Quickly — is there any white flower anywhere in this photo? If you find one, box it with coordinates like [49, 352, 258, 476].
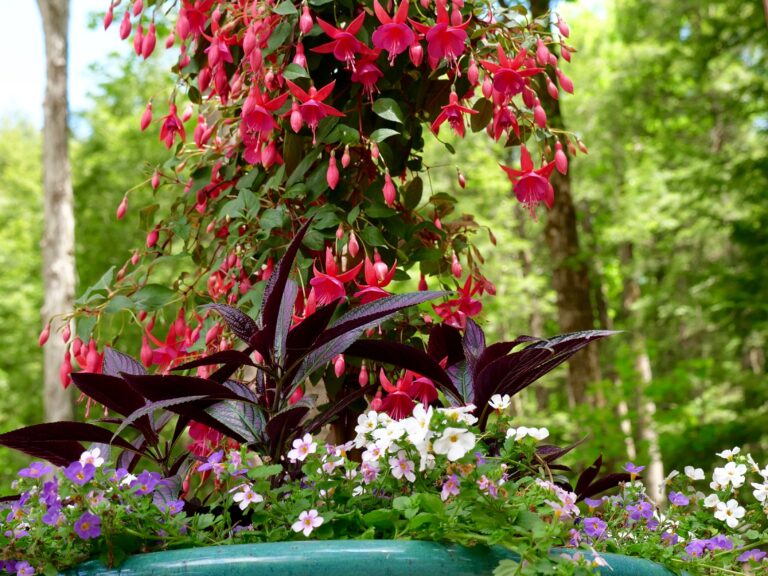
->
[716, 447, 740, 460]
[119, 473, 138, 487]
[389, 450, 416, 482]
[232, 485, 264, 511]
[664, 470, 680, 484]
[528, 427, 550, 441]
[752, 482, 768, 503]
[372, 420, 405, 451]
[433, 427, 476, 461]
[80, 448, 105, 468]
[362, 443, 385, 462]
[488, 394, 511, 411]
[703, 493, 720, 508]
[714, 499, 745, 528]
[352, 486, 364, 497]
[287, 433, 317, 463]
[355, 411, 379, 436]
[438, 405, 478, 425]
[291, 509, 324, 537]
[713, 462, 747, 488]
[684, 466, 704, 481]
[401, 404, 433, 444]
[747, 453, 761, 473]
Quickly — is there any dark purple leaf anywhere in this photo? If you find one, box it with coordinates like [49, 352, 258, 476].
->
[538, 438, 587, 464]
[283, 302, 339, 372]
[102, 347, 147, 377]
[153, 474, 183, 509]
[274, 278, 299, 364]
[577, 473, 633, 501]
[173, 350, 256, 372]
[302, 383, 376, 436]
[575, 455, 603, 496]
[206, 304, 259, 344]
[427, 324, 464, 366]
[205, 401, 266, 445]
[257, 218, 314, 357]
[446, 361, 473, 405]
[222, 379, 258, 403]
[462, 319, 486, 378]
[121, 374, 249, 404]
[474, 336, 541, 377]
[112, 396, 209, 440]
[344, 340, 460, 404]
[266, 404, 311, 458]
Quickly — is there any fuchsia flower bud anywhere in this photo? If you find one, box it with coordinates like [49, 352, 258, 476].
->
[151, 170, 161, 189]
[198, 67, 212, 93]
[60, 349, 73, 389]
[561, 45, 571, 63]
[371, 142, 380, 159]
[522, 86, 536, 109]
[62, 323, 71, 343]
[290, 102, 303, 133]
[358, 363, 369, 387]
[117, 196, 128, 220]
[418, 274, 428, 291]
[38, 325, 50, 347]
[457, 170, 466, 188]
[119, 10, 131, 40]
[467, 58, 479, 86]
[293, 42, 307, 68]
[336, 224, 344, 240]
[420, 0, 430, 8]
[181, 103, 193, 122]
[85, 339, 100, 373]
[72, 336, 83, 357]
[451, 252, 462, 278]
[140, 102, 152, 131]
[348, 232, 360, 258]
[132, 0, 144, 17]
[131, 251, 140, 266]
[383, 171, 396, 206]
[140, 335, 153, 367]
[557, 69, 574, 94]
[300, 4, 313, 34]
[546, 76, 559, 100]
[146, 227, 159, 248]
[133, 24, 144, 57]
[289, 386, 304, 405]
[142, 22, 156, 59]
[578, 139, 589, 154]
[165, 32, 175, 49]
[450, 6, 462, 26]
[557, 16, 570, 38]
[536, 38, 549, 67]
[409, 42, 423, 67]
[341, 145, 351, 168]
[555, 141, 568, 174]
[104, 6, 114, 30]
[482, 75, 493, 99]
[534, 99, 547, 128]
[334, 354, 346, 378]
[327, 153, 339, 189]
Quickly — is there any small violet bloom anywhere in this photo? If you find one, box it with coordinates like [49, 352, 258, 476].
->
[668, 491, 690, 506]
[63, 462, 96, 486]
[582, 517, 607, 540]
[74, 511, 101, 540]
[131, 471, 162, 495]
[14, 561, 35, 576]
[737, 549, 767, 563]
[18, 462, 52, 479]
[623, 462, 645, 477]
[156, 499, 185, 515]
[198, 450, 226, 478]
[440, 474, 461, 502]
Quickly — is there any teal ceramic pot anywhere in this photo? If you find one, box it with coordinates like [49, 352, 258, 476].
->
[65, 540, 677, 575]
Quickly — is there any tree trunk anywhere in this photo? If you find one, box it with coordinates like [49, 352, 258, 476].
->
[530, 0, 602, 406]
[38, 0, 75, 422]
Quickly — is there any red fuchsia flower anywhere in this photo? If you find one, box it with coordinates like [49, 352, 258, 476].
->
[431, 91, 477, 138]
[480, 45, 543, 102]
[354, 253, 397, 303]
[490, 104, 519, 141]
[285, 80, 345, 144]
[241, 88, 289, 136]
[159, 104, 186, 149]
[407, 374, 438, 405]
[432, 276, 482, 329]
[410, 1, 469, 69]
[500, 145, 556, 215]
[177, 0, 214, 40]
[372, 0, 415, 65]
[309, 247, 364, 305]
[352, 48, 384, 100]
[312, 11, 366, 70]
[378, 370, 414, 420]
[194, 115, 215, 148]
[140, 102, 152, 131]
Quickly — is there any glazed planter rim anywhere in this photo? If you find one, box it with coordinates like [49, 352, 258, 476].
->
[64, 539, 679, 575]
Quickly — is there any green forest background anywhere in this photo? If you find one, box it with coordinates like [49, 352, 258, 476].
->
[0, 0, 766, 484]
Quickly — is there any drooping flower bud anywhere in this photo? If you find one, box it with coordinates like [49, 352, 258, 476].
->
[300, 4, 313, 34]
[119, 10, 131, 40]
[104, 6, 114, 30]
[371, 142, 380, 160]
[534, 99, 547, 128]
[482, 75, 493, 99]
[289, 386, 304, 405]
[409, 42, 423, 67]
[146, 227, 159, 248]
[141, 22, 156, 59]
[561, 45, 571, 63]
[450, 6, 462, 26]
[467, 58, 479, 86]
[140, 335, 153, 367]
[341, 145, 351, 168]
[418, 274, 428, 291]
[62, 322, 71, 343]
[85, 340, 100, 373]
[451, 252, 462, 278]
[358, 363, 369, 387]
[522, 86, 536, 109]
[578, 139, 589, 154]
[348, 232, 360, 258]
[556, 69, 574, 94]
[140, 102, 152, 131]
[132, 0, 144, 17]
[290, 102, 303, 133]
[133, 24, 144, 57]
[373, 250, 388, 281]
[536, 38, 549, 67]
[383, 171, 396, 206]
[457, 169, 466, 188]
[72, 337, 83, 358]
[181, 103, 193, 122]
[336, 224, 344, 240]
[557, 16, 570, 38]
[334, 354, 346, 378]
[546, 76, 559, 100]
[554, 141, 568, 174]
[38, 324, 50, 347]
[131, 250, 140, 266]
[198, 67, 212, 93]
[165, 32, 175, 49]
[434, 216, 442, 230]
[59, 348, 73, 388]
[151, 170, 161, 190]
[293, 42, 307, 68]
[117, 196, 128, 220]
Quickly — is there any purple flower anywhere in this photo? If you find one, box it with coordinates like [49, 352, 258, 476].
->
[42, 504, 62, 526]
[668, 491, 689, 506]
[440, 474, 461, 502]
[707, 535, 733, 551]
[567, 528, 582, 547]
[14, 561, 35, 576]
[198, 450, 226, 478]
[474, 452, 486, 465]
[623, 462, 645, 475]
[40, 477, 58, 507]
[131, 471, 161, 495]
[684, 539, 708, 559]
[584, 497, 602, 509]
[18, 462, 52, 479]
[737, 549, 767, 563]
[74, 512, 101, 539]
[156, 499, 184, 515]
[583, 517, 607, 539]
[661, 532, 679, 546]
[626, 501, 653, 521]
[63, 461, 96, 486]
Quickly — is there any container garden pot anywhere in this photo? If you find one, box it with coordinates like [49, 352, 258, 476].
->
[64, 540, 677, 575]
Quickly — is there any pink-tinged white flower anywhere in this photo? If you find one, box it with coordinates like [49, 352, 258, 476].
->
[441, 474, 461, 501]
[488, 394, 511, 410]
[232, 484, 264, 510]
[372, 0, 414, 64]
[752, 482, 768, 503]
[507, 426, 548, 441]
[714, 499, 745, 528]
[433, 427, 475, 461]
[292, 509, 324, 536]
[716, 447, 741, 460]
[437, 404, 477, 425]
[79, 448, 105, 468]
[684, 465, 705, 480]
[389, 450, 416, 482]
[361, 461, 380, 484]
[321, 458, 344, 475]
[287, 433, 318, 463]
[362, 443, 385, 462]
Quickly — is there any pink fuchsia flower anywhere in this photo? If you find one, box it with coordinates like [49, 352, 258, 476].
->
[354, 253, 397, 303]
[74, 511, 101, 539]
[410, 1, 469, 69]
[351, 49, 384, 100]
[372, 0, 415, 64]
[287, 433, 318, 463]
[159, 104, 186, 149]
[310, 247, 364, 305]
[312, 11, 366, 69]
[432, 276, 482, 329]
[241, 88, 289, 137]
[441, 474, 461, 501]
[285, 80, 345, 144]
[500, 145, 555, 216]
[431, 91, 477, 138]
[292, 509, 324, 536]
[389, 450, 416, 482]
[63, 462, 96, 486]
[480, 45, 543, 102]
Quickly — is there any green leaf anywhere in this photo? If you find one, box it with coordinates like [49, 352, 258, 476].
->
[470, 98, 493, 133]
[366, 204, 397, 218]
[372, 98, 405, 124]
[403, 176, 423, 210]
[362, 509, 398, 530]
[132, 284, 176, 311]
[75, 315, 98, 342]
[360, 225, 387, 246]
[248, 464, 283, 479]
[104, 295, 135, 314]
[286, 150, 321, 187]
[347, 205, 361, 224]
[283, 63, 309, 80]
[324, 124, 360, 145]
[273, 0, 298, 15]
[266, 21, 292, 53]
[369, 128, 400, 143]
[260, 207, 287, 234]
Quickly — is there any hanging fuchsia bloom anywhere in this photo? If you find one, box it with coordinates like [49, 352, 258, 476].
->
[205, 34, 234, 68]
[490, 104, 519, 141]
[312, 11, 366, 69]
[372, 0, 414, 64]
[433, 276, 482, 329]
[480, 45, 543, 101]
[159, 104, 186, 149]
[410, 1, 469, 68]
[500, 145, 555, 215]
[285, 80, 345, 143]
[431, 91, 477, 137]
[310, 247, 364, 305]
[300, 4, 314, 34]
[177, 0, 214, 40]
[241, 88, 289, 136]
[354, 253, 397, 303]
[352, 49, 384, 100]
